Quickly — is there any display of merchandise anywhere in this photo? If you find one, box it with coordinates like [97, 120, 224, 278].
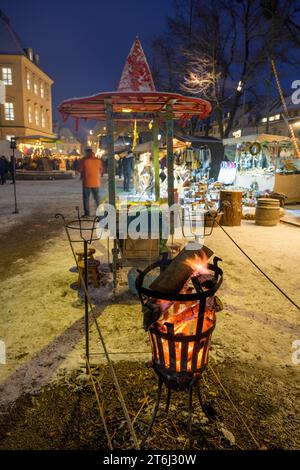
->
[218, 161, 237, 185]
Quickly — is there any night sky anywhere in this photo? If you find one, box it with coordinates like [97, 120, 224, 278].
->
[1, 0, 174, 125]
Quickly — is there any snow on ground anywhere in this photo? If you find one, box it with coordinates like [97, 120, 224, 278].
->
[0, 178, 299, 440]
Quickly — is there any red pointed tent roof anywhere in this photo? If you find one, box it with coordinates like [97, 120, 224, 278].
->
[118, 37, 155, 92]
[59, 38, 211, 122]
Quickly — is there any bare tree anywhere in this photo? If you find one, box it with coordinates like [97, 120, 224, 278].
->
[153, 0, 300, 138]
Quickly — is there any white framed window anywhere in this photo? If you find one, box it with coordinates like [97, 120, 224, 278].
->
[33, 77, 38, 95]
[41, 109, 45, 128]
[35, 107, 39, 126]
[26, 71, 31, 91]
[4, 102, 14, 120]
[40, 81, 44, 99]
[2, 67, 12, 85]
[28, 103, 32, 123]
[269, 114, 280, 122]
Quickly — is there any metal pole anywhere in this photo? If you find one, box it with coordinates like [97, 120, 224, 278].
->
[11, 139, 19, 214]
[105, 100, 117, 289]
[105, 100, 116, 207]
[152, 118, 160, 202]
[166, 104, 174, 234]
[84, 239, 89, 373]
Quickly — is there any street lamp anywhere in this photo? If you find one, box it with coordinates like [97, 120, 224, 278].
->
[237, 81, 243, 92]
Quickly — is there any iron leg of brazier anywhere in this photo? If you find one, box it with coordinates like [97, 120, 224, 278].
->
[188, 381, 194, 446]
[140, 377, 163, 448]
[165, 384, 171, 413]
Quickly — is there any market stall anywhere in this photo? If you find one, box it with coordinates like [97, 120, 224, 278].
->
[222, 134, 300, 203]
[58, 37, 212, 282]
[15, 135, 78, 177]
[130, 134, 223, 206]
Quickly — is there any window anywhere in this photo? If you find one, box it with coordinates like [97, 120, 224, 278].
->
[269, 114, 280, 122]
[2, 68, 12, 85]
[26, 71, 31, 91]
[35, 107, 39, 126]
[4, 102, 14, 120]
[45, 84, 49, 100]
[41, 109, 45, 128]
[261, 117, 268, 123]
[33, 77, 38, 95]
[2, 67, 12, 85]
[28, 103, 32, 123]
[40, 81, 44, 98]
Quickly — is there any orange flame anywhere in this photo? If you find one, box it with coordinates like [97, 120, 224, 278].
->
[184, 252, 210, 276]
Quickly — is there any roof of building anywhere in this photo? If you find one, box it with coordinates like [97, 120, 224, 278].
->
[174, 133, 222, 145]
[0, 10, 26, 55]
[59, 127, 79, 141]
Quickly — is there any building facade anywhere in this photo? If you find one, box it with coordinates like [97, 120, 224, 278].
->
[52, 123, 82, 155]
[198, 95, 300, 141]
[0, 10, 54, 142]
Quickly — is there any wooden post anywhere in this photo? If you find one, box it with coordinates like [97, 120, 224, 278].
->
[166, 104, 174, 207]
[166, 104, 174, 234]
[105, 100, 117, 288]
[105, 100, 116, 208]
[152, 118, 160, 202]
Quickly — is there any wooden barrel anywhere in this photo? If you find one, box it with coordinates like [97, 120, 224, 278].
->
[219, 190, 243, 226]
[255, 198, 280, 226]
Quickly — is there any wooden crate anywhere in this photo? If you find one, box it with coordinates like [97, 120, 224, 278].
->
[122, 237, 160, 260]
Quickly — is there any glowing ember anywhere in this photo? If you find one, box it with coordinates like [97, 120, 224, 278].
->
[150, 308, 215, 371]
[184, 253, 210, 276]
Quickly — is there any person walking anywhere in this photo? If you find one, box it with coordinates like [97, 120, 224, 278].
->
[78, 148, 103, 217]
[122, 150, 134, 192]
[0, 156, 8, 185]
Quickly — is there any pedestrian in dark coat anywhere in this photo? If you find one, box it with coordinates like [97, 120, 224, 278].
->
[122, 151, 134, 192]
[0, 156, 8, 185]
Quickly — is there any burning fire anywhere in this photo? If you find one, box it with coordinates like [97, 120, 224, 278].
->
[150, 307, 215, 371]
[148, 251, 218, 372]
[184, 252, 210, 276]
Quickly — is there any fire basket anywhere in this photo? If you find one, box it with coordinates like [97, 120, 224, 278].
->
[135, 247, 223, 446]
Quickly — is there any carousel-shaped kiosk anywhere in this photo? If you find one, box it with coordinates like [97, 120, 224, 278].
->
[59, 38, 212, 285]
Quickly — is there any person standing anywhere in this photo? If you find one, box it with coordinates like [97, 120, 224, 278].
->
[77, 148, 103, 217]
[0, 156, 7, 185]
[118, 155, 123, 179]
[122, 150, 134, 192]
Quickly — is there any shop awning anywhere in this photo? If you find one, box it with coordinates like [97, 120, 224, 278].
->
[223, 133, 292, 146]
[17, 135, 62, 144]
